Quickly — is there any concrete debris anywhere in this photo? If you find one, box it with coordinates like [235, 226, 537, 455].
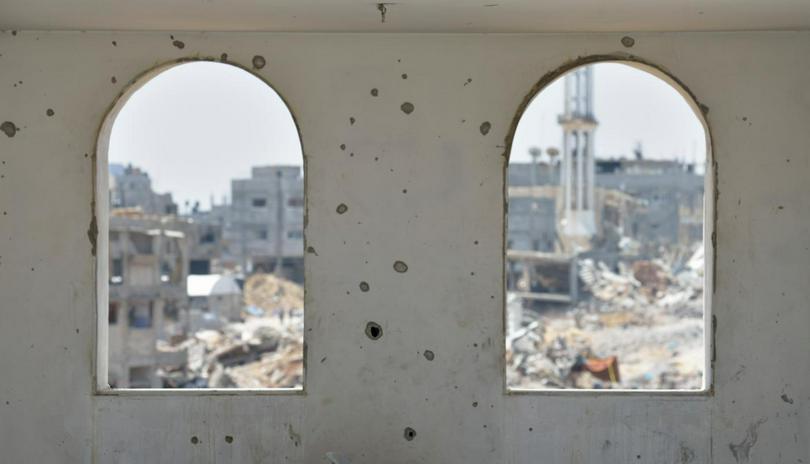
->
[507, 245, 704, 389]
[157, 274, 303, 388]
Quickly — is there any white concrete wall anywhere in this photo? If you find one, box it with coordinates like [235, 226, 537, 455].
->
[0, 31, 807, 463]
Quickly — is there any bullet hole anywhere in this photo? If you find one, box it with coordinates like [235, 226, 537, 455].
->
[402, 189, 407, 194]
[11, 30, 17, 36]
[111, 40, 117, 47]
[1, 121, 17, 138]
[423, 350, 435, 361]
[529, 427, 533, 431]
[252, 55, 266, 70]
[777, 205, 784, 210]
[742, 116, 748, 122]
[75, 328, 80, 334]
[111, 76, 117, 84]
[393, 260, 408, 273]
[699, 103, 709, 115]
[403, 427, 416, 441]
[320, 356, 327, 363]
[306, 246, 318, 255]
[349, 153, 354, 157]
[340, 144, 346, 151]
[371, 88, 379, 97]
[190, 436, 199, 444]
[464, 78, 472, 86]
[46, 109, 54, 117]
[621, 36, 635, 48]
[220, 53, 228, 62]
[349, 117, 356, 125]
[472, 401, 478, 407]
[479, 121, 491, 135]
[474, 240, 479, 245]
[365, 321, 383, 340]
[401, 73, 408, 79]
[172, 40, 185, 49]
[374, 156, 379, 161]
[359, 281, 370, 292]
[470, 271, 475, 276]
[336, 203, 348, 214]
[781, 393, 794, 404]
[225, 435, 234, 444]
[400, 102, 415, 115]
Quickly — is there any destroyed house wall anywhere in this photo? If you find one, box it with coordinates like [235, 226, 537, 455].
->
[0, 31, 807, 463]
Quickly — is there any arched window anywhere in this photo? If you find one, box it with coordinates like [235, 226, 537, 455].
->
[506, 61, 711, 391]
[96, 61, 304, 391]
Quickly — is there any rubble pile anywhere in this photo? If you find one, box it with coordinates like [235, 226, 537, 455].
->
[244, 273, 304, 316]
[507, 245, 705, 390]
[158, 274, 304, 389]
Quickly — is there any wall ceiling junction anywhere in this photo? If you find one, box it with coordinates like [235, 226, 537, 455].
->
[1, 0, 810, 33]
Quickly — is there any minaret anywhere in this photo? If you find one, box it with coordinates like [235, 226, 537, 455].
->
[559, 65, 597, 239]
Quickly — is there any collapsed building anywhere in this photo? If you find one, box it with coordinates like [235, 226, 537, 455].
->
[107, 210, 191, 387]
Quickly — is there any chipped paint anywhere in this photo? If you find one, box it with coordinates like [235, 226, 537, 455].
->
[729, 418, 767, 463]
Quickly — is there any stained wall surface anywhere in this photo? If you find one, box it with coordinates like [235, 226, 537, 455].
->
[0, 31, 807, 463]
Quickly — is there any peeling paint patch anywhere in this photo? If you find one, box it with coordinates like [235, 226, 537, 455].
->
[393, 260, 408, 273]
[1, 121, 17, 138]
[87, 209, 98, 257]
[400, 102, 415, 115]
[287, 424, 301, 447]
[252, 55, 266, 70]
[729, 418, 767, 463]
[480, 121, 491, 135]
[679, 442, 696, 463]
[780, 393, 794, 404]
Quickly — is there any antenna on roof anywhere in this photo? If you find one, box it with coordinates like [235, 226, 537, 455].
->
[633, 141, 644, 160]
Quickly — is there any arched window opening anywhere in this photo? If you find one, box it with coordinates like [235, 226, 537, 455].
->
[506, 62, 709, 391]
[98, 62, 304, 390]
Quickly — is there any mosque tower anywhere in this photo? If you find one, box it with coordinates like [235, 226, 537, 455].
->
[559, 65, 597, 240]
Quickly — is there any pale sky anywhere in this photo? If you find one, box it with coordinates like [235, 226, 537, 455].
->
[510, 62, 706, 166]
[109, 62, 302, 211]
[110, 61, 706, 211]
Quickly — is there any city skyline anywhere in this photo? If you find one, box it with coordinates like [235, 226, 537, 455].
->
[110, 61, 706, 211]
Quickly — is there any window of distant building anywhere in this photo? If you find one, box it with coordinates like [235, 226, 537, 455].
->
[97, 60, 305, 392]
[506, 61, 711, 392]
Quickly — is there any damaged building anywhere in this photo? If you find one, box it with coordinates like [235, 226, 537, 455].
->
[0, 2, 808, 463]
